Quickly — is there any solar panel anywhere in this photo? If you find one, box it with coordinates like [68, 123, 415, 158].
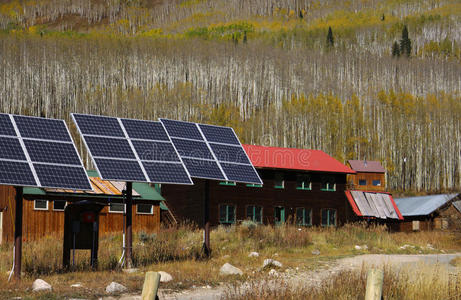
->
[160, 119, 262, 184]
[0, 113, 92, 190]
[72, 114, 192, 185]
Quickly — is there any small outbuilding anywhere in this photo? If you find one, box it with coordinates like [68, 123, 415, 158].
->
[347, 160, 386, 191]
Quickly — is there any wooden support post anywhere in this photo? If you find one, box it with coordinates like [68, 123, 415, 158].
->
[365, 269, 384, 300]
[14, 187, 23, 281]
[125, 182, 133, 268]
[203, 180, 211, 257]
[141, 271, 161, 300]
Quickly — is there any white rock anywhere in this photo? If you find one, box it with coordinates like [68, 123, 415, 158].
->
[355, 245, 362, 250]
[263, 259, 282, 268]
[248, 252, 259, 257]
[105, 282, 127, 294]
[71, 283, 83, 288]
[268, 269, 279, 276]
[219, 263, 243, 276]
[311, 249, 320, 255]
[32, 279, 52, 292]
[158, 271, 173, 283]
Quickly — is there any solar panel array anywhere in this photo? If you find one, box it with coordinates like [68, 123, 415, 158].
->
[72, 114, 193, 185]
[160, 119, 263, 184]
[0, 114, 92, 190]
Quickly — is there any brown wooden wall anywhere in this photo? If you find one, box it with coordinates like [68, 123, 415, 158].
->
[348, 172, 386, 191]
[0, 185, 161, 244]
[162, 169, 357, 227]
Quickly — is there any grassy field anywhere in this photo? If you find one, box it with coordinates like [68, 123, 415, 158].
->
[0, 223, 460, 299]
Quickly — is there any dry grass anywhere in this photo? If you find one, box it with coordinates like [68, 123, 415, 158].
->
[0, 223, 460, 298]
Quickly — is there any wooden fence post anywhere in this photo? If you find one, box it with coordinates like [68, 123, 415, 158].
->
[142, 271, 161, 300]
[365, 269, 383, 300]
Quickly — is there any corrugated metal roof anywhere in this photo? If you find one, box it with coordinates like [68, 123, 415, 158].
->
[243, 144, 355, 174]
[394, 194, 459, 216]
[345, 190, 403, 220]
[453, 201, 461, 214]
[347, 160, 385, 173]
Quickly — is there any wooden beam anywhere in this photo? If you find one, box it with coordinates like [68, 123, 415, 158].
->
[125, 182, 133, 268]
[141, 271, 161, 300]
[14, 187, 23, 281]
[365, 269, 384, 300]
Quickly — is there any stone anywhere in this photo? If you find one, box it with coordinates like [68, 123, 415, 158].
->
[355, 245, 362, 250]
[71, 283, 83, 288]
[219, 263, 243, 276]
[32, 279, 52, 292]
[268, 269, 279, 276]
[158, 271, 173, 283]
[311, 249, 320, 255]
[248, 252, 259, 257]
[105, 282, 127, 294]
[263, 259, 282, 268]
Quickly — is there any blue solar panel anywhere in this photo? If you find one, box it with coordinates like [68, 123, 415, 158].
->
[72, 114, 124, 137]
[0, 114, 16, 136]
[34, 164, 91, 190]
[0, 137, 27, 161]
[209, 143, 251, 164]
[132, 141, 180, 162]
[24, 140, 81, 165]
[13, 115, 72, 142]
[85, 136, 136, 159]
[142, 162, 192, 184]
[94, 158, 147, 181]
[0, 161, 36, 186]
[220, 163, 262, 184]
[199, 124, 240, 145]
[182, 158, 225, 180]
[160, 119, 203, 140]
[171, 138, 214, 160]
[121, 119, 169, 141]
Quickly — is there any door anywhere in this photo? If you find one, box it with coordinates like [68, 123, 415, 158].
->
[0, 211, 3, 244]
[274, 207, 285, 225]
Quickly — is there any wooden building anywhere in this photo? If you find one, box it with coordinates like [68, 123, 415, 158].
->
[0, 170, 165, 244]
[347, 160, 386, 191]
[161, 144, 363, 227]
[392, 193, 461, 232]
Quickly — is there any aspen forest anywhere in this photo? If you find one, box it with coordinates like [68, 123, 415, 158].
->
[0, 0, 460, 192]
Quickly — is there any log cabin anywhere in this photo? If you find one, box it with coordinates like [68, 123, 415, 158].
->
[0, 170, 165, 244]
[347, 160, 386, 192]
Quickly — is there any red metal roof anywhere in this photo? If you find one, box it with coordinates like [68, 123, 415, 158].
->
[347, 160, 385, 173]
[243, 144, 355, 174]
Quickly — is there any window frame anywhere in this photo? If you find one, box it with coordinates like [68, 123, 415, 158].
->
[52, 200, 67, 211]
[219, 181, 237, 186]
[274, 206, 285, 224]
[246, 205, 263, 224]
[274, 172, 285, 189]
[109, 203, 126, 214]
[296, 207, 312, 226]
[296, 174, 312, 190]
[34, 200, 48, 211]
[246, 183, 263, 188]
[372, 179, 381, 186]
[321, 175, 336, 191]
[219, 204, 236, 224]
[321, 208, 337, 227]
[136, 203, 154, 215]
[359, 179, 367, 186]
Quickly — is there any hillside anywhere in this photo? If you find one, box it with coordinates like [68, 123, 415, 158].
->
[0, 0, 460, 192]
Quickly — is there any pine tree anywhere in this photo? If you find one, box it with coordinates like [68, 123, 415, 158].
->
[326, 26, 334, 48]
[392, 41, 400, 57]
[400, 25, 412, 57]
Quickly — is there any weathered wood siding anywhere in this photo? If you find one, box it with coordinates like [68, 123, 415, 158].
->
[348, 172, 386, 192]
[162, 169, 356, 227]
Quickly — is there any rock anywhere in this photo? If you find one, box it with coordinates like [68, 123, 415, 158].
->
[268, 269, 279, 276]
[363, 245, 368, 250]
[206, 285, 212, 289]
[248, 252, 259, 257]
[222, 255, 230, 259]
[71, 283, 83, 288]
[32, 279, 52, 292]
[105, 282, 127, 294]
[263, 259, 282, 268]
[219, 263, 243, 276]
[311, 249, 320, 255]
[355, 245, 362, 250]
[122, 268, 139, 274]
[273, 253, 279, 257]
[158, 271, 173, 283]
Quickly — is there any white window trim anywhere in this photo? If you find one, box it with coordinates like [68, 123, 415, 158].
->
[136, 203, 154, 215]
[52, 200, 67, 211]
[34, 200, 48, 211]
[109, 203, 126, 214]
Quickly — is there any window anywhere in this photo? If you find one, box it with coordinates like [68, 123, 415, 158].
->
[246, 206, 263, 223]
[109, 203, 125, 213]
[296, 208, 312, 226]
[296, 174, 312, 190]
[274, 173, 284, 189]
[53, 200, 66, 211]
[321, 209, 337, 226]
[372, 180, 381, 186]
[359, 179, 367, 186]
[219, 204, 235, 224]
[219, 181, 236, 186]
[137, 204, 153, 215]
[246, 183, 263, 188]
[34, 200, 48, 211]
[274, 206, 285, 224]
[321, 176, 336, 191]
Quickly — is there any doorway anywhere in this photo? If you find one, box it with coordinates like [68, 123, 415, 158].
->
[274, 206, 285, 224]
